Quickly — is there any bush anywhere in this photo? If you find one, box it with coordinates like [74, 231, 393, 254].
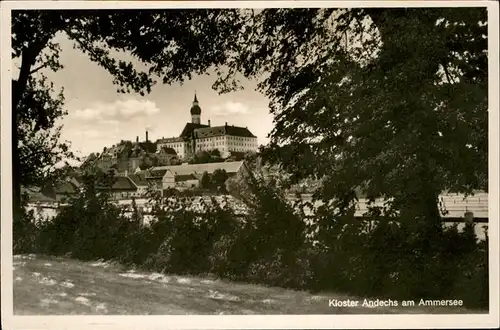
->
[145, 194, 239, 275]
[13, 194, 43, 254]
[306, 205, 489, 309]
[35, 176, 131, 260]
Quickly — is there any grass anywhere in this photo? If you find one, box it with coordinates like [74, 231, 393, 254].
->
[13, 254, 479, 315]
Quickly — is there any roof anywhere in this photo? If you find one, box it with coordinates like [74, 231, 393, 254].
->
[194, 125, 256, 138]
[147, 161, 244, 178]
[128, 173, 149, 187]
[179, 123, 209, 138]
[158, 146, 177, 155]
[175, 174, 198, 182]
[191, 93, 201, 115]
[146, 169, 168, 178]
[55, 182, 78, 194]
[190, 104, 201, 115]
[138, 141, 157, 153]
[97, 177, 137, 191]
[158, 137, 183, 143]
[71, 175, 85, 186]
[21, 186, 56, 202]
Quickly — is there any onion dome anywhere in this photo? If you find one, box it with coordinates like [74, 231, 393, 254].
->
[190, 93, 201, 115]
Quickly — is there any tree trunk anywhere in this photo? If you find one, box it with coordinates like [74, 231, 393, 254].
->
[12, 43, 47, 220]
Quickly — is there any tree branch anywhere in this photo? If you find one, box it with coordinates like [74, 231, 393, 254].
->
[29, 62, 49, 75]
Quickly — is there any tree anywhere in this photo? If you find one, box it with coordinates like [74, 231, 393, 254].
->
[212, 169, 229, 193]
[200, 171, 212, 190]
[189, 150, 224, 164]
[139, 154, 159, 170]
[11, 9, 243, 215]
[215, 8, 488, 237]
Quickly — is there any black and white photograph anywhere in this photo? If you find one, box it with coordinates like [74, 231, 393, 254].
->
[1, 0, 499, 328]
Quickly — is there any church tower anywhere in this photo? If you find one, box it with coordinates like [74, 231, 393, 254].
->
[190, 93, 201, 124]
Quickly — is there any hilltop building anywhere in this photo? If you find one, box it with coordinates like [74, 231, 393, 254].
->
[156, 94, 258, 159]
[89, 93, 258, 175]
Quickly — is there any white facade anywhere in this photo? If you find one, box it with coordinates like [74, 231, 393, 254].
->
[157, 139, 191, 159]
[195, 134, 258, 155]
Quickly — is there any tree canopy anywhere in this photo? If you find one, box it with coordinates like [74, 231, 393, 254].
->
[220, 8, 488, 230]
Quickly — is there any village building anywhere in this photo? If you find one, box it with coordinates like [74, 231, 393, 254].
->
[127, 173, 150, 196]
[95, 176, 138, 200]
[39, 182, 79, 202]
[142, 161, 245, 194]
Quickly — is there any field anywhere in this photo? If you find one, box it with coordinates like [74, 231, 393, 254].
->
[13, 254, 481, 315]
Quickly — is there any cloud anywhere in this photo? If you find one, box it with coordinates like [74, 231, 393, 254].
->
[82, 129, 103, 139]
[74, 99, 160, 122]
[209, 101, 249, 116]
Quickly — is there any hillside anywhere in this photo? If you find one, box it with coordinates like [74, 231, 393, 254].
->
[13, 254, 478, 315]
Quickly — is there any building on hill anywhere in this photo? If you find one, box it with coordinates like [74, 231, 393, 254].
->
[94, 132, 159, 174]
[156, 146, 179, 165]
[156, 93, 258, 160]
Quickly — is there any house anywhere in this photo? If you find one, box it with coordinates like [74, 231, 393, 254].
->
[128, 173, 150, 197]
[96, 176, 137, 200]
[171, 173, 200, 189]
[22, 186, 56, 203]
[156, 146, 179, 165]
[40, 181, 79, 202]
[141, 161, 245, 193]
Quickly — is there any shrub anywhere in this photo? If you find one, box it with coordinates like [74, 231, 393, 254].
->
[13, 194, 43, 254]
[306, 203, 489, 309]
[145, 194, 239, 275]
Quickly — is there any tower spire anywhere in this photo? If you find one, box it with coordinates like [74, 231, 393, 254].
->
[190, 91, 201, 124]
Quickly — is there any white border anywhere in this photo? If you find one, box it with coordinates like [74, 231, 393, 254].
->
[1, 1, 499, 329]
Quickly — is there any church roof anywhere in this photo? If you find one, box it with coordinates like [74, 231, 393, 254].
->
[194, 125, 256, 138]
[190, 104, 201, 115]
[190, 93, 201, 115]
[179, 122, 210, 138]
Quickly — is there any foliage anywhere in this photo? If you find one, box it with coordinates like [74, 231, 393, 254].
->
[200, 169, 229, 193]
[221, 162, 307, 280]
[13, 194, 43, 254]
[200, 171, 211, 189]
[139, 154, 159, 169]
[307, 209, 489, 308]
[217, 8, 487, 234]
[211, 169, 228, 193]
[34, 171, 123, 259]
[189, 150, 224, 164]
[144, 194, 239, 274]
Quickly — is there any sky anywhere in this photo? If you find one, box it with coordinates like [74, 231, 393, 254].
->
[30, 33, 274, 159]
